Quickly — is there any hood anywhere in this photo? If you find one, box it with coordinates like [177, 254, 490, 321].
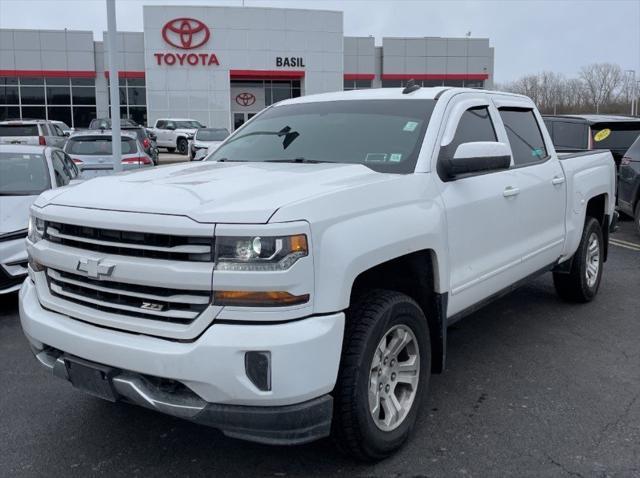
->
[44, 161, 396, 224]
[0, 195, 37, 234]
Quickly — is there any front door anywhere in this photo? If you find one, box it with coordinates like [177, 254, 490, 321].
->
[230, 86, 264, 131]
[233, 112, 257, 131]
[436, 97, 523, 317]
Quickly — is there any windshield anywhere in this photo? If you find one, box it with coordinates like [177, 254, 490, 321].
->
[176, 121, 204, 129]
[65, 137, 138, 155]
[207, 100, 436, 173]
[0, 152, 50, 195]
[196, 128, 229, 141]
[0, 125, 39, 137]
[591, 123, 640, 153]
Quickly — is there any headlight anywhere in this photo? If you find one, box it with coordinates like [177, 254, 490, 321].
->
[27, 215, 45, 243]
[215, 234, 308, 271]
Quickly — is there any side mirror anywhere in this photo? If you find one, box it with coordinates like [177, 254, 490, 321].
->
[63, 131, 70, 137]
[441, 142, 511, 180]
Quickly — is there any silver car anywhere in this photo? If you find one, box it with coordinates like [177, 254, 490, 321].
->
[63, 130, 154, 178]
[0, 144, 80, 294]
[0, 119, 68, 148]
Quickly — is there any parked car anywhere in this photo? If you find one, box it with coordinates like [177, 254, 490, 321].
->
[0, 119, 68, 148]
[189, 128, 229, 160]
[148, 118, 204, 155]
[89, 118, 139, 130]
[617, 135, 640, 235]
[50, 120, 73, 137]
[0, 144, 80, 294]
[20, 87, 616, 461]
[543, 114, 640, 167]
[63, 130, 153, 178]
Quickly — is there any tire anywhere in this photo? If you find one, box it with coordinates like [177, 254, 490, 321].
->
[166, 147, 176, 154]
[177, 138, 188, 155]
[332, 289, 430, 461]
[553, 217, 604, 302]
[634, 202, 640, 237]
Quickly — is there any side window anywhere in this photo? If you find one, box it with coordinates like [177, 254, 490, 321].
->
[166, 121, 176, 130]
[40, 124, 50, 136]
[553, 122, 587, 150]
[51, 151, 72, 186]
[449, 106, 497, 153]
[52, 124, 65, 137]
[499, 108, 548, 167]
[156, 120, 166, 129]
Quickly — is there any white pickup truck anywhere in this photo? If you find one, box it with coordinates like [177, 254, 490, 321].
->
[148, 118, 204, 155]
[20, 87, 617, 461]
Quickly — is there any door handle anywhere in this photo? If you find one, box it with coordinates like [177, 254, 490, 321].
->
[552, 176, 565, 186]
[503, 186, 520, 197]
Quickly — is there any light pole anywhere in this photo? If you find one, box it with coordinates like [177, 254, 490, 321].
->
[106, 0, 122, 172]
[625, 70, 636, 116]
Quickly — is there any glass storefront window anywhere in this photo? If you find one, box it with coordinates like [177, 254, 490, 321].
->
[71, 78, 95, 86]
[47, 106, 73, 126]
[0, 105, 20, 121]
[72, 86, 96, 105]
[21, 106, 47, 119]
[20, 86, 46, 105]
[108, 78, 148, 124]
[46, 86, 71, 105]
[0, 81, 19, 104]
[72, 106, 97, 129]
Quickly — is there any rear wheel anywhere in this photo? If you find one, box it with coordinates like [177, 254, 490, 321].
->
[332, 289, 430, 461]
[177, 138, 188, 155]
[553, 217, 604, 302]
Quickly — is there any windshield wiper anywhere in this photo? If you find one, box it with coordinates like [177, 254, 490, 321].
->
[215, 158, 248, 162]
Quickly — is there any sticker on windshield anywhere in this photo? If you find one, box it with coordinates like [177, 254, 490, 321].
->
[389, 153, 403, 162]
[531, 148, 544, 158]
[593, 128, 611, 142]
[403, 121, 419, 132]
[365, 153, 388, 162]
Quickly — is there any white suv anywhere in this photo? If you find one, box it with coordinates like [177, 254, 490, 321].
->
[0, 120, 68, 148]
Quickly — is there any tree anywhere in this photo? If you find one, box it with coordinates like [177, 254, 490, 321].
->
[579, 63, 624, 113]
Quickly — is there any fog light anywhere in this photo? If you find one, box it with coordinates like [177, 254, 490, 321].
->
[245, 351, 271, 391]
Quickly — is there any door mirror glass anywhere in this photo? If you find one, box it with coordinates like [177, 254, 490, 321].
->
[442, 141, 511, 179]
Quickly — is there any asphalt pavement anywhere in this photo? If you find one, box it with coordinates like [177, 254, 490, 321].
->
[1, 220, 639, 478]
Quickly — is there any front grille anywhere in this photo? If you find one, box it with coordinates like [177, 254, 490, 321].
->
[0, 266, 26, 290]
[46, 268, 211, 324]
[45, 222, 213, 262]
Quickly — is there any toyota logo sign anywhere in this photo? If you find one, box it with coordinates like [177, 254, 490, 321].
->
[235, 92, 256, 107]
[162, 18, 210, 50]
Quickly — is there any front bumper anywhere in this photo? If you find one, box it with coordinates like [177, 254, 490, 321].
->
[20, 279, 344, 442]
[35, 347, 333, 445]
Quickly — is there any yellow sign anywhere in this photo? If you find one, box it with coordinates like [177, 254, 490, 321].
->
[593, 128, 611, 142]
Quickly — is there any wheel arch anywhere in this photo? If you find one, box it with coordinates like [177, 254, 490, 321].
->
[349, 249, 448, 374]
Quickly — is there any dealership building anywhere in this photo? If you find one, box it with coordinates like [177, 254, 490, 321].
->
[0, 5, 494, 131]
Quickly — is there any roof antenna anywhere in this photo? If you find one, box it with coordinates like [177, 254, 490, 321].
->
[402, 79, 421, 94]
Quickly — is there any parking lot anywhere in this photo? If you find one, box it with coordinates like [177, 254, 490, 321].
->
[0, 219, 637, 477]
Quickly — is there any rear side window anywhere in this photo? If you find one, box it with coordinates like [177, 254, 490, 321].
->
[0, 124, 39, 136]
[449, 106, 497, 153]
[499, 108, 548, 167]
[51, 151, 73, 186]
[553, 121, 587, 149]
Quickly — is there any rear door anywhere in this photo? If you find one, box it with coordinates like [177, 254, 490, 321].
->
[0, 123, 39, 145]
[49, 123, 67, 148]
[495, 99, 566, 272]
[436, 94, 522, 317]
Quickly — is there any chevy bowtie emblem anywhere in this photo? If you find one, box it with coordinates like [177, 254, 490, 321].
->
[76, 258, 115, 279]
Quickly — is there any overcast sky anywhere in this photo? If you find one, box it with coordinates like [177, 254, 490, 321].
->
[0, 0, 638, 83]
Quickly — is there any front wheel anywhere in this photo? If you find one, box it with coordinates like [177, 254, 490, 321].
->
[553, 217, 604, 302]
[177, 138, 188, 155]
[332, 290, 430, 461]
